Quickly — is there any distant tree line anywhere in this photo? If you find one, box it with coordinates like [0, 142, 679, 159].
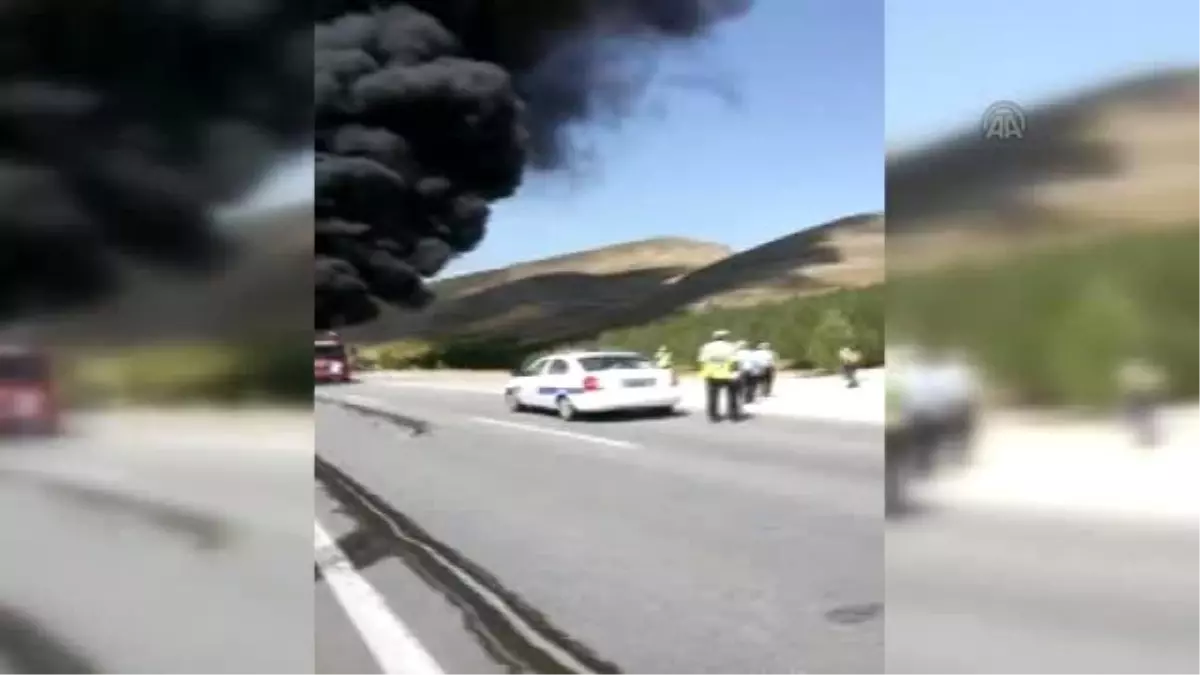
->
[888, 226, 1197, 407]
[363, 285, 884, 372]
[64, 338, 311, 406]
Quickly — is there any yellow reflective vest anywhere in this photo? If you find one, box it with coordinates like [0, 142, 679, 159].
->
[697, 340, 736, 380]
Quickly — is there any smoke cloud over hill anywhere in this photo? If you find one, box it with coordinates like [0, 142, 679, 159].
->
[314, 0, 751, 328]
[0, 0, 311, 322]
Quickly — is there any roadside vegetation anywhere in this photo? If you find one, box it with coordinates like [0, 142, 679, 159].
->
[889, 226, 1198, 407]
[363, 227, 1196, 409]
[61, 339, 311, 407]
[362, 286, 884, 373]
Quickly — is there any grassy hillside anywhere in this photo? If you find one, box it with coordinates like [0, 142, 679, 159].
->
[886, 66, 1198, 270]
[346, 211, 885, 344]
[434, 237, 733, 300]
[364, 284, 884, 373]
[594, 284, 884, 371]
[885, 66, 1198, 407]
[888, 226, 1197, 406]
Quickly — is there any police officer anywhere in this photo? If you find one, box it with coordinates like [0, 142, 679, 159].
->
[654, 345, 673, 369]
[1118, 356, 1165, 447]
[734, 340, 759, 403]
[697, 329, 741, 422]
[839, 345, 862, 388]
[753, 342, 777, 397]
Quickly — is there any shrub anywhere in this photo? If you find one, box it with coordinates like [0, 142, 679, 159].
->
[63, 339, 310, 406]
[888, 226, 1197, 407]
[806, 309, 856, 372]
[364, 285, 886, 372]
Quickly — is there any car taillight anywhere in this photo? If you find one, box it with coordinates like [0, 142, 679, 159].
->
[582, 376, 601, 392]
[14, 390, 42, 416]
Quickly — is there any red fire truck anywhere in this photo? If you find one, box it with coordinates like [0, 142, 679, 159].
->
[314, 332, 353, 384]
[0, 344, 62, 436]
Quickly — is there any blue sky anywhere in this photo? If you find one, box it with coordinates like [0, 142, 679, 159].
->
[244, 0, 1197, 272]
[886, 0, 1199, 150]
[246, 0, 886, 274]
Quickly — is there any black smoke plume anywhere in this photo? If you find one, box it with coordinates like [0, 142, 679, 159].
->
[315, 0, 751, 328]
[1, 0, 311, 322]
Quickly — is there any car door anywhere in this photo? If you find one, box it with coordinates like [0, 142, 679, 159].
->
[536, 359, 572, 407]
[510, 358, 548, 408]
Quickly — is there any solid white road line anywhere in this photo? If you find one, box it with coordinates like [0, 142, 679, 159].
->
[370, 379, 885, 424]
[314, 520, 444, 675]
[344, 487, 602, 673]
[470, 416, 640, 449]
[921, 472, 1200, 524]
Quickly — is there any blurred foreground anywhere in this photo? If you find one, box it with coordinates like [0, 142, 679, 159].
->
[884, 40, 1198, 672]
[0, 334, 313, 672]
[0, 407, 313, 673]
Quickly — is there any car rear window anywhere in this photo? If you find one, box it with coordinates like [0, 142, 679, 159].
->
[578, 354, 653, 372]
[0, 355, 48, 381]
[315, 343, 346, 359]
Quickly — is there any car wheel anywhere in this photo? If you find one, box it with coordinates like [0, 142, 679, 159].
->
[556, 396, 577, 421]
[651, 405, 675, 418]
[505, 391, 525, 413]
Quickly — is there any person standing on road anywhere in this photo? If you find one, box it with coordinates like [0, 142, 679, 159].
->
[839, 345, 862, 388]
[752, 342, 777, 397]
[698, 330, 742, 422]
[654, 345, 673, 370]
[734, 340, 758, 403]
[1117, 356, 1166, 447]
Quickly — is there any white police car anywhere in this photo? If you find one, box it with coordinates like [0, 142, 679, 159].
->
[504, 350, 681, 420]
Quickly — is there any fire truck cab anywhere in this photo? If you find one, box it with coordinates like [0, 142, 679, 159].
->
[0, 344, 62, 436]
[314, 332, 353, 384]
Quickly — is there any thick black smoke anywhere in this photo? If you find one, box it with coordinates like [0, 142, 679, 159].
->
[1, 0, 311, 322]
[315, 0, 751, 328]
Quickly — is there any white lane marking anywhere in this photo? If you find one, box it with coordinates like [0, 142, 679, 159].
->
[376, 381, 495, 394]
[341, 483, 601, 673]
[372, 379, 885, 425]
[314, 520, 444, 675]
[922, 472, 1200, 524]
[470, 416, 639, 449]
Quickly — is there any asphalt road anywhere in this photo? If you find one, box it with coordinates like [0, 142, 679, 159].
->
[0, 412, 314, 674]
[886, 503, 1199, 673]
[314, 381, 886, 674]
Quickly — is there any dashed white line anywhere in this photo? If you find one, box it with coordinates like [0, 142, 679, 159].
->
[470, 416, 640, 449]
[314, 520, 444, 675]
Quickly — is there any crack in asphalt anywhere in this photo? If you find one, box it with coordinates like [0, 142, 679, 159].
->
[0, 468, 233, 550]
[315, 396, 431, 436]
[315, 454, 623, 674]
[0, 604, 99, 674]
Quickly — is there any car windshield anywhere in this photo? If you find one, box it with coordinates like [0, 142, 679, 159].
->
[0, 354, 48, 381]
[578, 354, 653, 372]
[315, 343, 346, 359]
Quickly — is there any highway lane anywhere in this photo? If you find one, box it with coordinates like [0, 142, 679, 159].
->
[0, 412, 314, 674]
[886, 505, 1199, 674]
[333, 380, 883, 513]
[314, 382, 885, 674]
